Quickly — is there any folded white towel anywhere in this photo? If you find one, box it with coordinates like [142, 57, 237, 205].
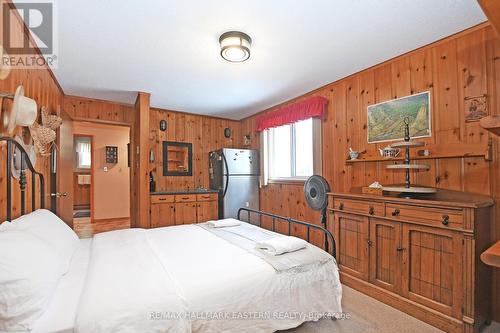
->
[256, 236, 307, 256]
[207, 218, 242, 228]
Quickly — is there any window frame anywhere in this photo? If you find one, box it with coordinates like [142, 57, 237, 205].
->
[266, 118, 322, 183]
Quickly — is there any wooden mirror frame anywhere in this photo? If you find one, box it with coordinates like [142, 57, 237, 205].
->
[162, 141, 193, 176]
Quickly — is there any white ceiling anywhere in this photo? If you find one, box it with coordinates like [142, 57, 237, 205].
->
[21, 1, 487, 119]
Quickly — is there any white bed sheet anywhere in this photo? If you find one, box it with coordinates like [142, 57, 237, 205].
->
[28, 238, 91, 333]
[4, 223, 341, 333]
[148, 224, 342, 333]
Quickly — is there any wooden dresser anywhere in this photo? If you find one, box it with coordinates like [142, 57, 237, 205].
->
[150, 192, 218, 228]
[327, 189, 494, 333]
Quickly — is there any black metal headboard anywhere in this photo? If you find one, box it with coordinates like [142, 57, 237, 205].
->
[0, 137, 45, 221]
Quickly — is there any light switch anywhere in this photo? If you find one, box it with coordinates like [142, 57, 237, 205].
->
[103, 166, 108, 172]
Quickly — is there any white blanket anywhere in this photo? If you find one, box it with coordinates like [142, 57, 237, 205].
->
[75, 224, 342, 333]
[75, 229, 190, 333]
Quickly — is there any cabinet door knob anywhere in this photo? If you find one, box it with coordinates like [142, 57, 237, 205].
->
[391, 208, 400, 216]
[338, 203, 344, 210]
[396, 246, 405, 252]
[367, 239, 373, 246]
[442, 215, 450, 226]
[369, 206, 375, 215]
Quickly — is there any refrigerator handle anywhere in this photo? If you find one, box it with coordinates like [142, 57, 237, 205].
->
[222, 152, 229, 198]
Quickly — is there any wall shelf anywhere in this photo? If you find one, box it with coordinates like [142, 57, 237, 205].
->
[479, 115, 500, 137]
[346, 143, 492, 163]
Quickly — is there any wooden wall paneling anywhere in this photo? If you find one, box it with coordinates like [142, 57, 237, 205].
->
[322, 88, 336, 188]
[373, 64, 395, 186]
[391, 57, 415, 185]
[358, 70, 377, 185]
[131, 92, 150, 228]
[331, 82, 349, 192]
[0, 0, 63, 220]
[63, 96, 134, 125]
[240, 24, 499, 321]
[432, 39, 462, 144]
[485, 25, 500, 319]
[149, 108, 242, 192]
[478, 1, 500, 36]
[346, 77, 365, 188]
[456, 29, 488, 146]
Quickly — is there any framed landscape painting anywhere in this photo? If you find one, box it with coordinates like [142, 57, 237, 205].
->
[367, 91, 431, 143]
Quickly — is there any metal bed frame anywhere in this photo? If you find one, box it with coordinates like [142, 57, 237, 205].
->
[237, 207, 336, 259]
[0, 137, 45, 221]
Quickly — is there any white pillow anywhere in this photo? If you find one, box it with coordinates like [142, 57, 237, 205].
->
[0, 221, 11, 231]
[11, 209, 79, 273]
[0, 229, 64, 331]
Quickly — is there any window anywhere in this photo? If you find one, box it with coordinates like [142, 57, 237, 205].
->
[75, 137, 91, 169]
[266, 118, 321, 182]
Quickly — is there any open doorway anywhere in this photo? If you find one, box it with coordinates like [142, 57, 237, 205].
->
[72, 122, 131, 238]
[73, 135, 93, 219]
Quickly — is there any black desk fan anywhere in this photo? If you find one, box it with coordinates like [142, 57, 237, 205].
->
[304, 175, 331, 230]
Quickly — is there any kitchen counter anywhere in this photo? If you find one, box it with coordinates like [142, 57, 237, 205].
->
[150, 189, 219, 195]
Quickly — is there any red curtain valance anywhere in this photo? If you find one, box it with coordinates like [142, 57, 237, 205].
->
[255, 96, 328, 132]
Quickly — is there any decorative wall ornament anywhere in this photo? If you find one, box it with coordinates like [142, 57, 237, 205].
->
[464, 94, 487, 122]
[243, 134, 251, 146]
[29, 107, 61, 156]
[159, 120, 167, 131]
[367, 91, 431, 143]
[106, 146, 118, 164]
[224, 127, 231, 138]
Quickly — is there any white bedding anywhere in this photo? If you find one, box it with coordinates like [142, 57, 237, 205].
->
[2, 239, 92, 333]
[6, 222, 342, 333]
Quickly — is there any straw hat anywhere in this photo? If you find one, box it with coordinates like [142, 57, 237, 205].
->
[29, 121, 56, 156]
[1, 86, 38, 134]
[0, 46, 10, 80]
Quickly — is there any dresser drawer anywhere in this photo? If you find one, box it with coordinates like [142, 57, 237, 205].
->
[175, 194, 197, 202]
[333, 198, 383, 216]
[151, 195, 175, 204]
[385, 203, 463, 229]
[197, 193, 218, 201]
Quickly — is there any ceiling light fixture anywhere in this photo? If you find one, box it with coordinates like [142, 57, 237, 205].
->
[219, 31, 252, 63]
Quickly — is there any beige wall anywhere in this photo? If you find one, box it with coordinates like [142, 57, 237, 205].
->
[73, 122, 130, 220]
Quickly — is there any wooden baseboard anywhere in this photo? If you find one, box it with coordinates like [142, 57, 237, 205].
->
[340, 272, 464, 333]
[92, 216, 130, 224]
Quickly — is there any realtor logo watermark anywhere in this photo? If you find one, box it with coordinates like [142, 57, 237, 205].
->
[2, 0, 58, 68]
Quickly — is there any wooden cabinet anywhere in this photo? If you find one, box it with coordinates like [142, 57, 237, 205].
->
[401, 224, 463, 319]
[197, 201, 218, 223]
[150, 192, 218, 227]
[150, 202, 175, 228]
[369, 218, 402, 294]
[175, 202, 197, 225]
[332, 212, 369, 281]
[328, 189, 493, 333]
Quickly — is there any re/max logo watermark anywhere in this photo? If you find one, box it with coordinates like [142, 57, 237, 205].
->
[2, 0, 58, 68]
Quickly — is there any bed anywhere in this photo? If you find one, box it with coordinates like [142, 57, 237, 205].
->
[0, 137, 342, 333]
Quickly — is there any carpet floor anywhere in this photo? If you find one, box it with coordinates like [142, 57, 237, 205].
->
[281, 285, 500, 333]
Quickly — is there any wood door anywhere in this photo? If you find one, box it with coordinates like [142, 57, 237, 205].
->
[150, 203, 175, 228]
[401, 224, 463, 319]
[56, 109, 74, 227]
[197, 201, 218, 223]
[175, 202, 197, 225]
[333, 212, 369, 280]
[369, 218, 402, 294]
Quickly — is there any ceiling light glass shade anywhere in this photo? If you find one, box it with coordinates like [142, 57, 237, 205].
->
[219, 31, 252, 62]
